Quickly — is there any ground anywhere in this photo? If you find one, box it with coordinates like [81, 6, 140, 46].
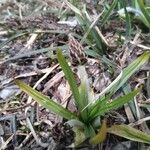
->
[0, 0, 150, 150]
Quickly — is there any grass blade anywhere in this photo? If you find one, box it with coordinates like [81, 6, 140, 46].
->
[56, 49, 81, 110]
[87, 52, 149, 120]
[80, 11, 103, 44]
[15, 80, 77, 120]
[116, 51, 150, 92]
[88, 96, 108, 121]
[108, 124, 150, 144]
[137, 0, 150, 28]
[89, 87, 141, 120]
[146, 77, 150, 98]
[123, 3, 132, 38]
[107, 51, 150, 95]
[78, 66, 90, 121]
[65, 1, 106, 55]
[123, 84, 137, 119]
[65, 0, 83, 17]
[101, 0, 118, 27]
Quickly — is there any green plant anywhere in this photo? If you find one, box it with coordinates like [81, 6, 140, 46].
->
[118, 0, 150, 29]
[64, 0, 109, 55]
[15, 50, 150, 146]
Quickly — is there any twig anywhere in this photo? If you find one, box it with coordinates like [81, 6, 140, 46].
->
[26, 117, 49, 147]
[129, 116, 150, 126]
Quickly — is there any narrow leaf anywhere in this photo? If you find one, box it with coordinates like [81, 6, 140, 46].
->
[78, 66, 90, 121]
[137, 0, 150, 28]
[15, 80, 77, 120]
[123, 84, 137, 119]
[101, 0, 118, 26]
[111, 51, 150, 93]
[108, 124, 150, 144]
[89, 87, 141, 119]
[84, 124, 95, 138]
[65, 0, 83, 17]
[80, 11, 103, 44]
[88, 96, 108, 120]
[88, 51, 149, 113]
[123, 2, 132, 38]
[146, 76, 150, 98]
[56, 49, 81, 110]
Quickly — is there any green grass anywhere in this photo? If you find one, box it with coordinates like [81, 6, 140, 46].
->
[10, 0, 150, 147]
[15, 50, 150, 145]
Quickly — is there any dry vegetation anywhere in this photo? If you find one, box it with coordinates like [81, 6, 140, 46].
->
[0, 0, 150, 150]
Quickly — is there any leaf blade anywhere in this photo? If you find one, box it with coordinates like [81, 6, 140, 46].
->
[15, 80, 77, 120]
[89, 87, 141, 119]
[56, 49, 82, 110]
[137, 0, 150, 28]
[116, 51, 150, 92]
[108, 124, 150, 144]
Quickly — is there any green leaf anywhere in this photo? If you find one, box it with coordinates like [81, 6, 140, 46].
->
[88, 96, 108, 121]
[15, 80, 77, 120]
[101, 0, 118, 26]
[78, 66, 90, 122]
[109, 51, 150, 94]
[87, 52, 149, 121]
[56, 49, 82, 110]
[89, 87, 141, 120]
[137, 0, 150, 28]
[146, 76, 150, 98]
[123, 84, 137, 119]
[80, 12, 103, 44]
[66, 119, 85, 128]
[84, 124, 95, 138]
[122, 2, 132, 38]
[108, 124, 150, 144]
[116, 52, 150, 91]
[65, 0, 83, 17]
[80, 12, 105, 54]
[67, 2, 106, 55]
[87, 52, 149, 112]
[139, 104, 150, 109]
